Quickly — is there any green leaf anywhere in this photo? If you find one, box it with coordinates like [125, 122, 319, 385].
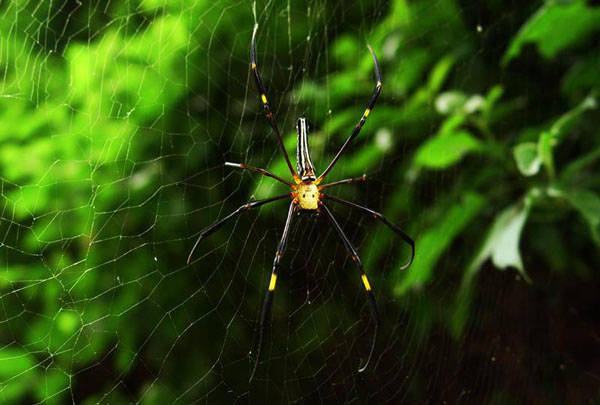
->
[562, 54, 600, 99]
[414, 130, 481, 169]
[0, 349, 37, 401]
[439, 114, 468, 135]
[434, 91, 467, 115]
[34, 370, 69, 404]
[427, 54, 456, 93]
[435, 92, 485, 116]
[450, 198, 533, 337]
[331, 35, 360, 67]
[513, 142, 542, 176]
[484, 85, 504, 112]
[0, 349, 35, 380]
[549, 95, 596, 140]
[394, 192, 486, 295]
[560, 148, 600, 182]
[468, 201, 532, 282]
[564, 189, 600, 243]
[537, 95, 596, 178]
[490, 206, 529, 274]
[538, 130, 556, 179]
[56, 311, 80, 334]
[503, 0, 600, 64]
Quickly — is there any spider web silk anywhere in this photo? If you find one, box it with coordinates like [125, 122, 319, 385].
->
[0, 0, 585, 403]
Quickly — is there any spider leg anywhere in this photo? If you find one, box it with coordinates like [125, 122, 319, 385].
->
[317, 45, 382, 182]
[250, 200, 296, 382]
[250, 24, 298, 180]
[322, 194, 414, 270]
[186, 192, 291, 265]
[225, 162, 293, 187]
[320, 202, 379, 373]
[318, 174, 367, 190]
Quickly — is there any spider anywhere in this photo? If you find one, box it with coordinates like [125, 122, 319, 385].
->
[187, 24, 414, 381]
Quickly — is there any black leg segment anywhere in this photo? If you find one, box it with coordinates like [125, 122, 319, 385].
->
[322, 194, 414, 270]
[321, 202, 380, 373]
[249, 200, 297, 381]
[187, 193, 291, 265]
[250, 24, 298, 179]
[317, 45, 382, 182]
[225, 162, 293, 187]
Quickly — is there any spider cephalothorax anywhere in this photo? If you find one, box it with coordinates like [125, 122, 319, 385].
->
[187, 23, 415, 382]
[294, 182, 319, 210]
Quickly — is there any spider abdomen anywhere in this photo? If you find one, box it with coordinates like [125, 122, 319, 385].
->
[295, 183, 319, 210]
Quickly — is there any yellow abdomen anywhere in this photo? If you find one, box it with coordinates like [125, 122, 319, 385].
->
[296, 183, 319, 210]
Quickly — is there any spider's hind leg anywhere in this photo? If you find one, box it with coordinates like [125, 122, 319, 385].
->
[320, 202, 380, 373]
[321, 194, 414, 270]
[250, 201, 297, 382]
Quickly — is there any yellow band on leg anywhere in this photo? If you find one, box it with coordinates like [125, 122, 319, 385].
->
[261, 94, 268, 104]
[361, 274, 371, 291]
[268, 274, 277, 291]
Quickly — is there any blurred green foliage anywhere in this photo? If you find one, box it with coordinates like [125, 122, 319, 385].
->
[0, 0, 599, 402]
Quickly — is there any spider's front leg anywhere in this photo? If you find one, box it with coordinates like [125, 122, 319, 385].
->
[317, 45, 382, 182]
[250, 200, 297, 382]
[250, 24, 298, 180]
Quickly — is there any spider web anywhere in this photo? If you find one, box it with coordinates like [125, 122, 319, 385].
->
[0, 0, 589, 403]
